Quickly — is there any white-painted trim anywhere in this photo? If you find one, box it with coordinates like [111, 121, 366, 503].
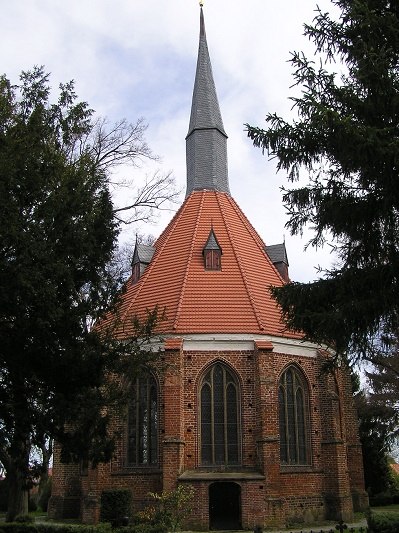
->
[183, 336, 319, 357]
[143, 333, 332, 358]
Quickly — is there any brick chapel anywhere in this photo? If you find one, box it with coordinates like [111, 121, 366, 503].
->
[49, 5, 368, 529]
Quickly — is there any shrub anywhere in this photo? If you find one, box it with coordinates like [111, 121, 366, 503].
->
[369, 491, 395, 507]
[146, 485, 194, 532]
[14, 516, 34, 524]
[367, 510, 399, 533]
[0, 525, 38, 533]
[100, 489, 132, 524]
[0, 525, 170, 533]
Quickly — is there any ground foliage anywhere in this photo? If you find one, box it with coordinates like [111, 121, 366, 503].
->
[246, 0, 399, 360]
[0, 67, 165, 521]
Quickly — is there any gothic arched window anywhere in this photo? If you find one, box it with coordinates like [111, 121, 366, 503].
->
[200, 363, 240, 466]
[279, 366, 310, 465]
[127, 374, 158, 466]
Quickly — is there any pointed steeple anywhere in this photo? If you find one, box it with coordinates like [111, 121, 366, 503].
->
[185, 6, 230, 197]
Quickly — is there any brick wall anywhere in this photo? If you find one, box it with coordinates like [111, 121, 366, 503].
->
[49, 340, 366, 528]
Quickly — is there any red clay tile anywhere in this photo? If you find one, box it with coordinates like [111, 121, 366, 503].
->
[107, 190, 302, 341]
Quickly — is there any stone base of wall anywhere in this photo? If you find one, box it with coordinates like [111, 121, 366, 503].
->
[182, 481, 353, 530]
[81, 495, 100, 524]
[282, 495, 325, 529]
[323, 493, 354, 522]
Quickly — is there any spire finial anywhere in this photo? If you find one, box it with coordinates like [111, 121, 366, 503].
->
[199, 0, 204, 6]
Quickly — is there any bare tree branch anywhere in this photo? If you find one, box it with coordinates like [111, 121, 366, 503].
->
[113, 170, 180, 225]
[88, 117, 158, 171]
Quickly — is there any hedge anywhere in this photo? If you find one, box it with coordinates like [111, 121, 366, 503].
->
[100, 489, 131, 524]
[0, 524, 165, 533]
[368, 511, 399, 533]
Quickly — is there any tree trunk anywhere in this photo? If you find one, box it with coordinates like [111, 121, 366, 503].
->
[6, 461, 29, 522]
[36, 437, 53, 508]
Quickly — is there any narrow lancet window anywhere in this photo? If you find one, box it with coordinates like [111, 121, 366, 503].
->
[127, 374, 158, 466]
[279, 366, 310, 465]
[200, 363, 240, 466]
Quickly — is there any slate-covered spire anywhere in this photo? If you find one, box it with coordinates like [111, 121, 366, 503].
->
[185, 6, 230, 197]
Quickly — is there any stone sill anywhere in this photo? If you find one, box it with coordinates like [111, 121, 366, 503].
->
[111, 467, 162, 476]
[280, 466, 323, 474]
[179, 470, 265, 481]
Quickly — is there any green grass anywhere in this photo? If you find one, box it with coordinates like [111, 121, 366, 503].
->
[3, 506, 399, 533]
[371, 503, 399, 513]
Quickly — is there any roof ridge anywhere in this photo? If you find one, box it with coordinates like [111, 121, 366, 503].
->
[216, 193, 265, 331]
[228, 196, 287, 285]
[173, 191, 206, 330]
[120, 201, 189, 328]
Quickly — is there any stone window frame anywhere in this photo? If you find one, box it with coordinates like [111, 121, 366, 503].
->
[198, 361, 242, 467]
[127, 373, 158, 466]
[278, 364, 311, 466]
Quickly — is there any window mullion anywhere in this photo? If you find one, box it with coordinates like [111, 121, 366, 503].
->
[146, 379, 150, 462]
[284, 378, 289, 463]
[223, 369, 228, 464]
[294, 383, 299, 463]
[211, 369, 215, 465]
[135, 379, 140, 465]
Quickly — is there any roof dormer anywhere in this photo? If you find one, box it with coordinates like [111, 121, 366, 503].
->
[131, 242, 155, 283]
[203, 228, 222, 270]
[265, 242, 289, 283]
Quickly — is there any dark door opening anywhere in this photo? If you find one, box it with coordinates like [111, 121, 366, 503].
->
[209, 482, 241, 530]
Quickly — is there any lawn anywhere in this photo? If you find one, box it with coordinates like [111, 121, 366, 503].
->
[371, 503, 399, 513]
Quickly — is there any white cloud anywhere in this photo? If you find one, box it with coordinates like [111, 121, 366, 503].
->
[1, 0, 338, 282]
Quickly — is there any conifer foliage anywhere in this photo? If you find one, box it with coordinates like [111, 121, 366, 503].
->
[0, 67, 161, 521]
[247, 1, 399, 357]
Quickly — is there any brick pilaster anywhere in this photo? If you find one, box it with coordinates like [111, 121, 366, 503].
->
[162, 338, 185, 491]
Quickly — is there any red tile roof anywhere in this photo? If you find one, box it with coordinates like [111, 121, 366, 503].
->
[109, 190, 302, 340]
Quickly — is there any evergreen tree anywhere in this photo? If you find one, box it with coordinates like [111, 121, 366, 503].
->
[0, 67, 164, 521]
[246, 0, 399, 359]
[356, 390, 399, 497]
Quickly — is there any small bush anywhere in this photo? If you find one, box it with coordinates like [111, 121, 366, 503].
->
[113, 525, 166, 533]
[367, 510, 399, 532]
[145, 485, 194, 532]
[100, 489, 132, 524]
[0, 524, 38, 533]
[370, 491, 395, 507]
[14, 516, 34, 524]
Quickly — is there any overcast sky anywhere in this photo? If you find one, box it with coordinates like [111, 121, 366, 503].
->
[2, 0, 339, 282]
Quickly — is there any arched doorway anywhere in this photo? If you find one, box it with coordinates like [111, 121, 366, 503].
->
[209, 482, 241, 530]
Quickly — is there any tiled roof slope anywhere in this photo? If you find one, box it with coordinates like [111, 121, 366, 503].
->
[114, 190, 302, 339]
